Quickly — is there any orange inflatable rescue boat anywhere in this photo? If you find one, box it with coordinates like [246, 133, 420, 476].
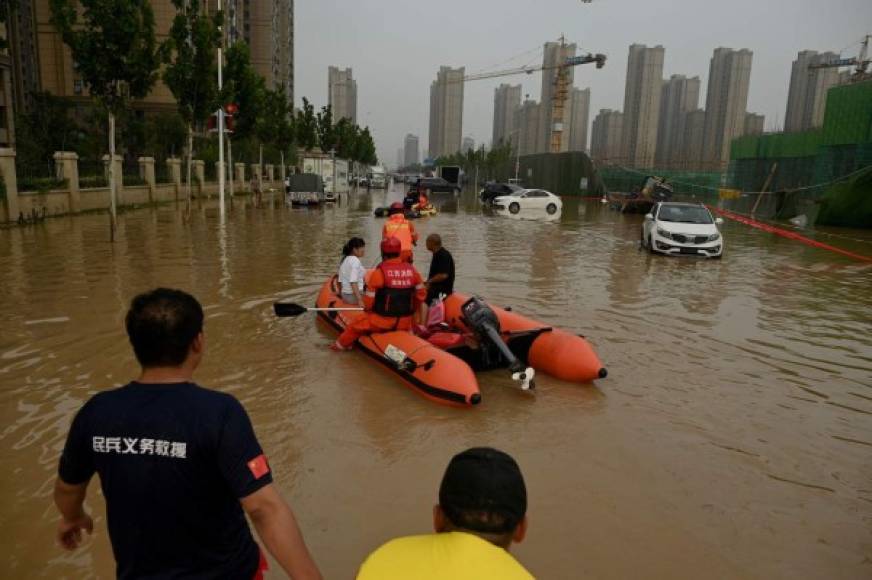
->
[311, 277, 606, 407]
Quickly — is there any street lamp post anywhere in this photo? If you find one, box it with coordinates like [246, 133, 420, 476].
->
[217, 0, 225, 217]
[330, 148, 336, 199]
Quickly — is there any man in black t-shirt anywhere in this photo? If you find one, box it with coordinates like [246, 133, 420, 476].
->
[53, 288, 322, 580]
[425, 233, 455, 305]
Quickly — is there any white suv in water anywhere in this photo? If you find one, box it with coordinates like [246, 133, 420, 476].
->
[642, 202, 724, 258]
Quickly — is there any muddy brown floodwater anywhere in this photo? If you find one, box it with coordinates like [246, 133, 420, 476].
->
[1, 185, 871, 579]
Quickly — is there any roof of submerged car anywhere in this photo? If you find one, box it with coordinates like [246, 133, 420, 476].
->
[658, 201, 705, 207]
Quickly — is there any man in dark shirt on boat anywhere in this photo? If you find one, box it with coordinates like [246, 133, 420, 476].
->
[425, 234, 455, 305]
[53, 288, 322, 580]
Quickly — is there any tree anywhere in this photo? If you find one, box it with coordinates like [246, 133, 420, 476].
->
[294, 98, 318, 151]
[221, 42, 265, 142]
[333, 118, 356, 160]
[145, 112, 188, 161]
[254, 86, 294, 176]
[256, 87, 294, 155]
[358, 127, 378, 165]
[486, 141, 514, 180]
[268, 88, 296, 169]
[50, 0, 159, 239]
[161, 0, 220, 209]
[13, 92, 79, 169]
[316, 105, 335, 152]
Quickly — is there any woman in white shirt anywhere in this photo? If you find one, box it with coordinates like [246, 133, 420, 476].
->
[338, 237, 367, 304]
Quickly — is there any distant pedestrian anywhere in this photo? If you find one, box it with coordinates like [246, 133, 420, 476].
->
[53, 288, 322, 580]
[251, 175, 262, 206]
[357, 447, 533, 579]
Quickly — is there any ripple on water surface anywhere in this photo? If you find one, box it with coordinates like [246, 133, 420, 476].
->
[0, 192, 870, 578]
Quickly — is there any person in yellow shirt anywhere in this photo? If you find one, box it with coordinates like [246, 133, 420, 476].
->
[357, 447, 533, 580]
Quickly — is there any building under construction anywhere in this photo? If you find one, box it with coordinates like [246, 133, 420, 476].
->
[725, 79, 872, 227]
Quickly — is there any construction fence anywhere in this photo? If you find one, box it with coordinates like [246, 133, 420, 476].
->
[492, 151, 606, 196]
[626, 80, 872, 227]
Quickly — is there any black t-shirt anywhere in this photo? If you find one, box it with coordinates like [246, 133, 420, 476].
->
[427, 247, 455, 303]
[58, 382, 273, 579]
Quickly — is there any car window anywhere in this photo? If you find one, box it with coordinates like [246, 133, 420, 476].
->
[658, 205, 714, 224]
[526, 190, 546, 197]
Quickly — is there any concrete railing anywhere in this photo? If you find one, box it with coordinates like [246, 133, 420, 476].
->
[0, 150, 293, 222]
[0, 151, 183, 223]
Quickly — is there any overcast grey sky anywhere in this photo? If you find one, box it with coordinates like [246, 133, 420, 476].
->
[297, 0, 872, 165]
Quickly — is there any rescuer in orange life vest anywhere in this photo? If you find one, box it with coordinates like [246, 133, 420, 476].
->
[382, 202, 419, 263]
[331, 237, 427, 351]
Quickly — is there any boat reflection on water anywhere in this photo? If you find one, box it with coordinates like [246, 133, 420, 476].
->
[494, 206, 562, 222]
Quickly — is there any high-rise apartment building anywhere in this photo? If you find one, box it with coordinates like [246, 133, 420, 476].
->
[784, 50, 839, 133]
[13, 1, 294, 114]
[328, 66, 357, 123]
[428, 66, 465, 158]
[655, 75, 700, 168]
[230, 0, 294, 104]
[680, 109, 706, 170]
[462, 137, 475, 153]
[6, 0, 39, 115]
[744, 112, 765, 135]
[492, 83, 521, 147]
[621, 44, 665, 168]
[702, 47, 753, 170]
[514, 100, 540, 157]
[590, 109, 624, 162]
[0, 16, 15, 146]
[567, 87, 591, 152]
[403, 134, 419, 167]
[538, 41, 577, 153]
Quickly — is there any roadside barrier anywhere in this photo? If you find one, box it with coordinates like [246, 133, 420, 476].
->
[709, 206, 872, 263]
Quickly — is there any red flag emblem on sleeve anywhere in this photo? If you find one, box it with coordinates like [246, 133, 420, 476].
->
[247, 454, 270, 479]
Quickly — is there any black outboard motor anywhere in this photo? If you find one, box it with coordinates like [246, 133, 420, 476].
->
[461, 297, 535, 390]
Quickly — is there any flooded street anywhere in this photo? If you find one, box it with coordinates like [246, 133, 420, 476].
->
[1, 185, 871, 579]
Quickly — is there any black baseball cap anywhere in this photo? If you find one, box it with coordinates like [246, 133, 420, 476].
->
[438, 447, 527, 534]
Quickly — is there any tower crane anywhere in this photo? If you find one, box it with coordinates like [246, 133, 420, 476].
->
[461, 37, 606, 154]
[808, 34, 871, 83]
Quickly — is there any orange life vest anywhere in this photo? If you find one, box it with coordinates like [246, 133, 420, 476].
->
[383, 215, 413, 251]
[373, 261, 416, 317]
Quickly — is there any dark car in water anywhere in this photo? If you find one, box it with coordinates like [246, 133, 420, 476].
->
[416, 177, 460, 194]
[479, 182, 524, 204]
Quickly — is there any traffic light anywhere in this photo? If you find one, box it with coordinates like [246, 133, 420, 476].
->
[207, 104, 237, 133]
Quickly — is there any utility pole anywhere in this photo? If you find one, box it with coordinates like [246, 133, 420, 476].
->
[217, 0, 225, 217]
